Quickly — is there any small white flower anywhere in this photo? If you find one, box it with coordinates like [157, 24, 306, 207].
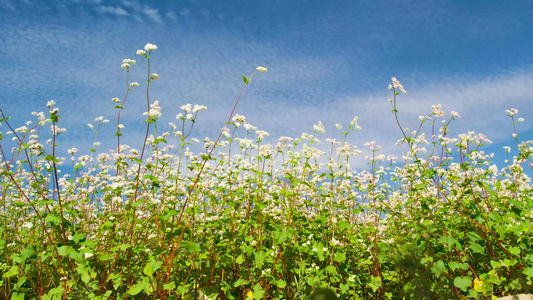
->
[180, 103, 192, 113]
[112, 97, 120, 103]
[84, 253, 93, 259]
[130, 82, 139, 87]
[192, 104, 207, 113]
[232, 114, 246, 123]
[432, 104, 445, 117]
[136, 49, 147, 56]
[67, 148, 78, 154]
[118, 124, 125, 129]
[313, 121, 325, 133]
[149, 73, 159, 80]
[390, 77, 406, 93]
[68, 235, 73, 241]
[121, 63, 130, 69]
[505, 108, 519, 117]
[22, 221, 33, 229]
[87, 123, 94, 129]
[335, 123, 342, 129]
[122, 58, 136, 64]
[144, 43, 158, 51]
[350, 116, 362, 130]
[256, 66, 267, 73]
[46, 100, 56, 108]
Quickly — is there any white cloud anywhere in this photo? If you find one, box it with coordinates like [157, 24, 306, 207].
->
[165, 10, 177, 21]
[96, 6, 128, 16]
[142, 6, 163, 24]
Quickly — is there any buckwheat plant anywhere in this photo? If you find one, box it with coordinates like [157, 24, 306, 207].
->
[1, 44, 532, 300]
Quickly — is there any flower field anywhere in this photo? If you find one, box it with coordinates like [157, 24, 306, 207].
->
[1, 43, 532, 299]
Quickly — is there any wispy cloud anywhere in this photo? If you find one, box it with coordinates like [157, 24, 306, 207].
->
[165, 10, 177, 21]
[179, 8, 191, 17]
[0, 0, 16, 11]
[96, 6, 128, 16]
[141, 6, 163, 25]
[92, 0, 164, 24]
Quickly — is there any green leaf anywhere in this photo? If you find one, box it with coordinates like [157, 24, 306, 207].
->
[522, 267, 533, 279]
[236, 254, 245, 265]
[57, 246, 84, 263]
[449, 262, 469, 272]
[367, 276, 382, 292]
[185, 241, 201, 253]
[325, 265, 337, 274]
[334, 251, 346, 263]
[44, 154, 60, 162]
[143, 259, 163, 277]
[3, 265, 18, 278]
[242, 76, 250, 85]
[11, 292, 25, 300]
[468, 242, 484, 254]
[127, 282, 144, 295]
[274, 230, 289, 245]
[45, 214, 62, 226]
[252, 283, 264, 299]
[118, 243, 131, 251]
[503, 259, 517, 267]
[20, 247, 35, 262]
[276, 279, 287, 288]
[509, 246, 520, 256]
[453, 276, 472, 292]
[57, 246, 70, 257]
[10, 253, 22, 264]
[431, 260, 446, 278]
[76, 264, 93, 284]
[490, 260, 501, 269]
[234, 278, 248, 287]
[488, 212, 501, 222]
[254, 251, 265, 268]
[338, 220, 351, 231]
[163, 282, 176, 290]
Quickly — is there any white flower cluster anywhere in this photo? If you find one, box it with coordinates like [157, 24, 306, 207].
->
[121, 58, 136, 69]
[143, 100, 162, 118]
[389, 77, 406, 93]
[137, 43, 158, 57]
[506, 108, 518, 117]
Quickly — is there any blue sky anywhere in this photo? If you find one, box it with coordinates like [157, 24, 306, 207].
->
[1, 0, 532, 169]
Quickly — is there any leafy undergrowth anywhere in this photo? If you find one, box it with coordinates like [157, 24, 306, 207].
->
[1, 44, 532, 300]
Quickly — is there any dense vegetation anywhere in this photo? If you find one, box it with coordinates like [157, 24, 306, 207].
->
[1, 43, 532, 299]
